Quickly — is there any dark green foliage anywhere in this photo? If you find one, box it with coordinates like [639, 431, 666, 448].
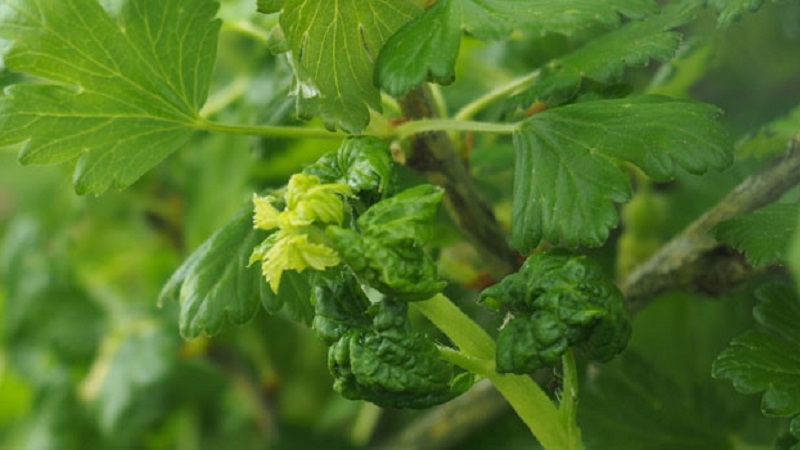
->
[327, 185, 447, 302]
[480, 251, 631, 373]
[159, 205, 275, 338]
[312, 270, 372, 346]
[712, 202, 799, 266]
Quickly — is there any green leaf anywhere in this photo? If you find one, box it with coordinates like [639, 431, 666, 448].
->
[710, 0, 767, 28]
[712, 203, 799, 266]
[89, 326, 178, 433]
[326, 185, 447, 301]
[303, 136, 395, 200]
[277, 270, 315, 325]
[0, 0, 220, 194]
[517, 2, 696, 106]
[274, 0, 422, 133]
[713, 284, 800, 418]
[329, 328, 471, 409]
[160, 205, 275, 339]
[480, 251, 631, 374]
[738, 104, 800, 159]
[511, 95, 733, 250]
[377, 0, 658, 96]
[312, 270, 372, 346]
[257, 0, 284, 14]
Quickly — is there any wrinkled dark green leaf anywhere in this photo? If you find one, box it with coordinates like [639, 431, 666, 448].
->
[712, 203, 798, 266]
[160, 205, 276, 339]
[303, 136, 394, 200]
[512, 96, 733, 250]
[312, 270, 372, 346]
[480, 251, 630, 374]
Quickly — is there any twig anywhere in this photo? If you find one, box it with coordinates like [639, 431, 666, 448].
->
[399, 86, 519, 279]
[622, 139, 800, 304]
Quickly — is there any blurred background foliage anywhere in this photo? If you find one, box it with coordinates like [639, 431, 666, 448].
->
[1, 1, 800, 449]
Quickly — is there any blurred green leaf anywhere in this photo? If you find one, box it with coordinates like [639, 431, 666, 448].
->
[710, 0, 768, 28]
[712, 202, 798, 266]
[738, 104, 800, 158]
[0, 0, 220, 194]
[713, 284, 800, 418]
[511, 96, 733, 250]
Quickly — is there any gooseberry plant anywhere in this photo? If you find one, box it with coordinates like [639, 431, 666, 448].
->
[2, 0, 800, 448]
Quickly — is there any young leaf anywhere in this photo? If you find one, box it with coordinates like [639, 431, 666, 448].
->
[303, 136, 395, 199]
[511, 96, 733, 250]
[480, 251, 631, 374]
[160, 206, 275, 339]
[312, 270, 372, 346]
[377, 0, 658, 96]
[713, 284, 800, 419]
[0, 0, 220, 194]
[272, 0, 422, 133]
[712, 203, 798, 267]
[517, 1, 697, 106]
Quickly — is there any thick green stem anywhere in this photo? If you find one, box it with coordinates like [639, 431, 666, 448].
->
[559, 350, 581, 442]
[412, 295, 584, 450]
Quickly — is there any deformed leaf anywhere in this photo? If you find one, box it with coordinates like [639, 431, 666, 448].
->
[377, 0, 658, 96]
[712, 202, 798, 267]
[480, 251, 631, 374]
[274, 0, 422, 132]
[303, 136, 395, 200]
[512, 96, 733, 250]
[160, 205, 275, 339]
[312, 270, 372, 346]
[713, 284, 800, 419]
[0, 0, 220, 194]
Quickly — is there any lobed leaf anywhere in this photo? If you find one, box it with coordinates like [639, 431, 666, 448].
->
[511, 96, 733, 250]
[0, 0, 220, 194]
[517, 1, 697, 107]
[738, 103, 800, 159]
[712, 202, 799, 267]
[709, 0, 768, 28]
[713, 284, 800, 419]
[273, 0, 422, 133]
[160, 205, 276, 339]
[377, 0, 658, 96]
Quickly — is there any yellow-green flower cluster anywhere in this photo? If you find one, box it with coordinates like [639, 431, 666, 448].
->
[251, 174, 352, 293]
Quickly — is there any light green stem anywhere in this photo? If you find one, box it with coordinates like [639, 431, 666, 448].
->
[412, 295, 584, 450]
[454, 72, 540, 121]
[393, 119, 518, 140]
[196, 119, 346, 140]
[559, 349, 581, 442]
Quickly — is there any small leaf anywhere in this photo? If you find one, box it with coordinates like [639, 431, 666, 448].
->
[713, 284, 800, 418]
[160, 206, 275, 339]
[377, 0, 658, 96]
[712, 202, 798, 266]
[0, 0, 220, 194]
[511, 96, 733, 250]
[274, 0, 422, 132]
[312, 270, 372, 346]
